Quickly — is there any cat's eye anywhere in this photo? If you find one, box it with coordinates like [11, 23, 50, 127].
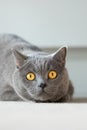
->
[26, 72, 35, 81]
[48, 70, 57, 79]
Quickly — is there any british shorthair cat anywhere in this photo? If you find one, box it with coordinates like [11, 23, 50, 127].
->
[0, 34, 74, 102]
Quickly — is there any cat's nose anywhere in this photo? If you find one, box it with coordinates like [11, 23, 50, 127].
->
[39, 83, 46, 89]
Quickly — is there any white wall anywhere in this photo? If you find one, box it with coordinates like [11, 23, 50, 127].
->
[67, 48, 87, 98]
[0, 0, 87, 47]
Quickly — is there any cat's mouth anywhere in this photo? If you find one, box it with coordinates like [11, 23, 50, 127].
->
[26, 88, 53, 101]
[38, 89, 52, 97]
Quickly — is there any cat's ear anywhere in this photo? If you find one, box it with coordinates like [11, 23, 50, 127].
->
[12, 49, 28, 68]
[52, 46, 67, 67]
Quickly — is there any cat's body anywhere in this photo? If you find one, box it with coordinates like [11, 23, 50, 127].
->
[0, 34, 74, 102]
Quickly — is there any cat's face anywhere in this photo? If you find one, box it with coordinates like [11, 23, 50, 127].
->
[12, 46, 69, 101]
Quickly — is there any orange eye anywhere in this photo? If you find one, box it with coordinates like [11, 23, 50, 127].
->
[48, 71, 57, 79]
[26, 72, 35, 81]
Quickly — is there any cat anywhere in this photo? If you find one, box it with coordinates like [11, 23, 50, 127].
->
[0, 34, 74, 102]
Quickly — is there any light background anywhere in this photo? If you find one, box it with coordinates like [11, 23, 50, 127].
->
[0, 0, 87, 47]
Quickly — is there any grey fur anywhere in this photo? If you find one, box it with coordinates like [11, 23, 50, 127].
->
[0, 34, 74, 102]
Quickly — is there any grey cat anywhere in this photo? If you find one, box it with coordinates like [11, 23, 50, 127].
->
[0, 34, 74, 102]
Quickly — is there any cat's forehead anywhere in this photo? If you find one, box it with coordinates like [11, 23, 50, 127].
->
[27, 56, 50, 68]
[19, 57, 49, 73]
[29, 56, 49, 64]
[22, 56, 59, 71]
[32, 57, 55, 67]
[19, 55, 63, 75]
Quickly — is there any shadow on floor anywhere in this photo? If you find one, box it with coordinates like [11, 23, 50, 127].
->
[72, 98, 87, 103]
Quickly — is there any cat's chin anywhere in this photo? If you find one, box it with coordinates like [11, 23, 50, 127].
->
[16, 90, 63, 102]
[17, 88, 65, 102]
[30, 91, 67, 102]
[30, 92, 56, 101]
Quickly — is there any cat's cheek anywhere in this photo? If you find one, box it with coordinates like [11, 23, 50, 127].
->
[42, 77, 59, 91]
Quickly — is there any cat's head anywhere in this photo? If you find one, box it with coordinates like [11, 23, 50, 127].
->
[12, 46, 69, 102]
